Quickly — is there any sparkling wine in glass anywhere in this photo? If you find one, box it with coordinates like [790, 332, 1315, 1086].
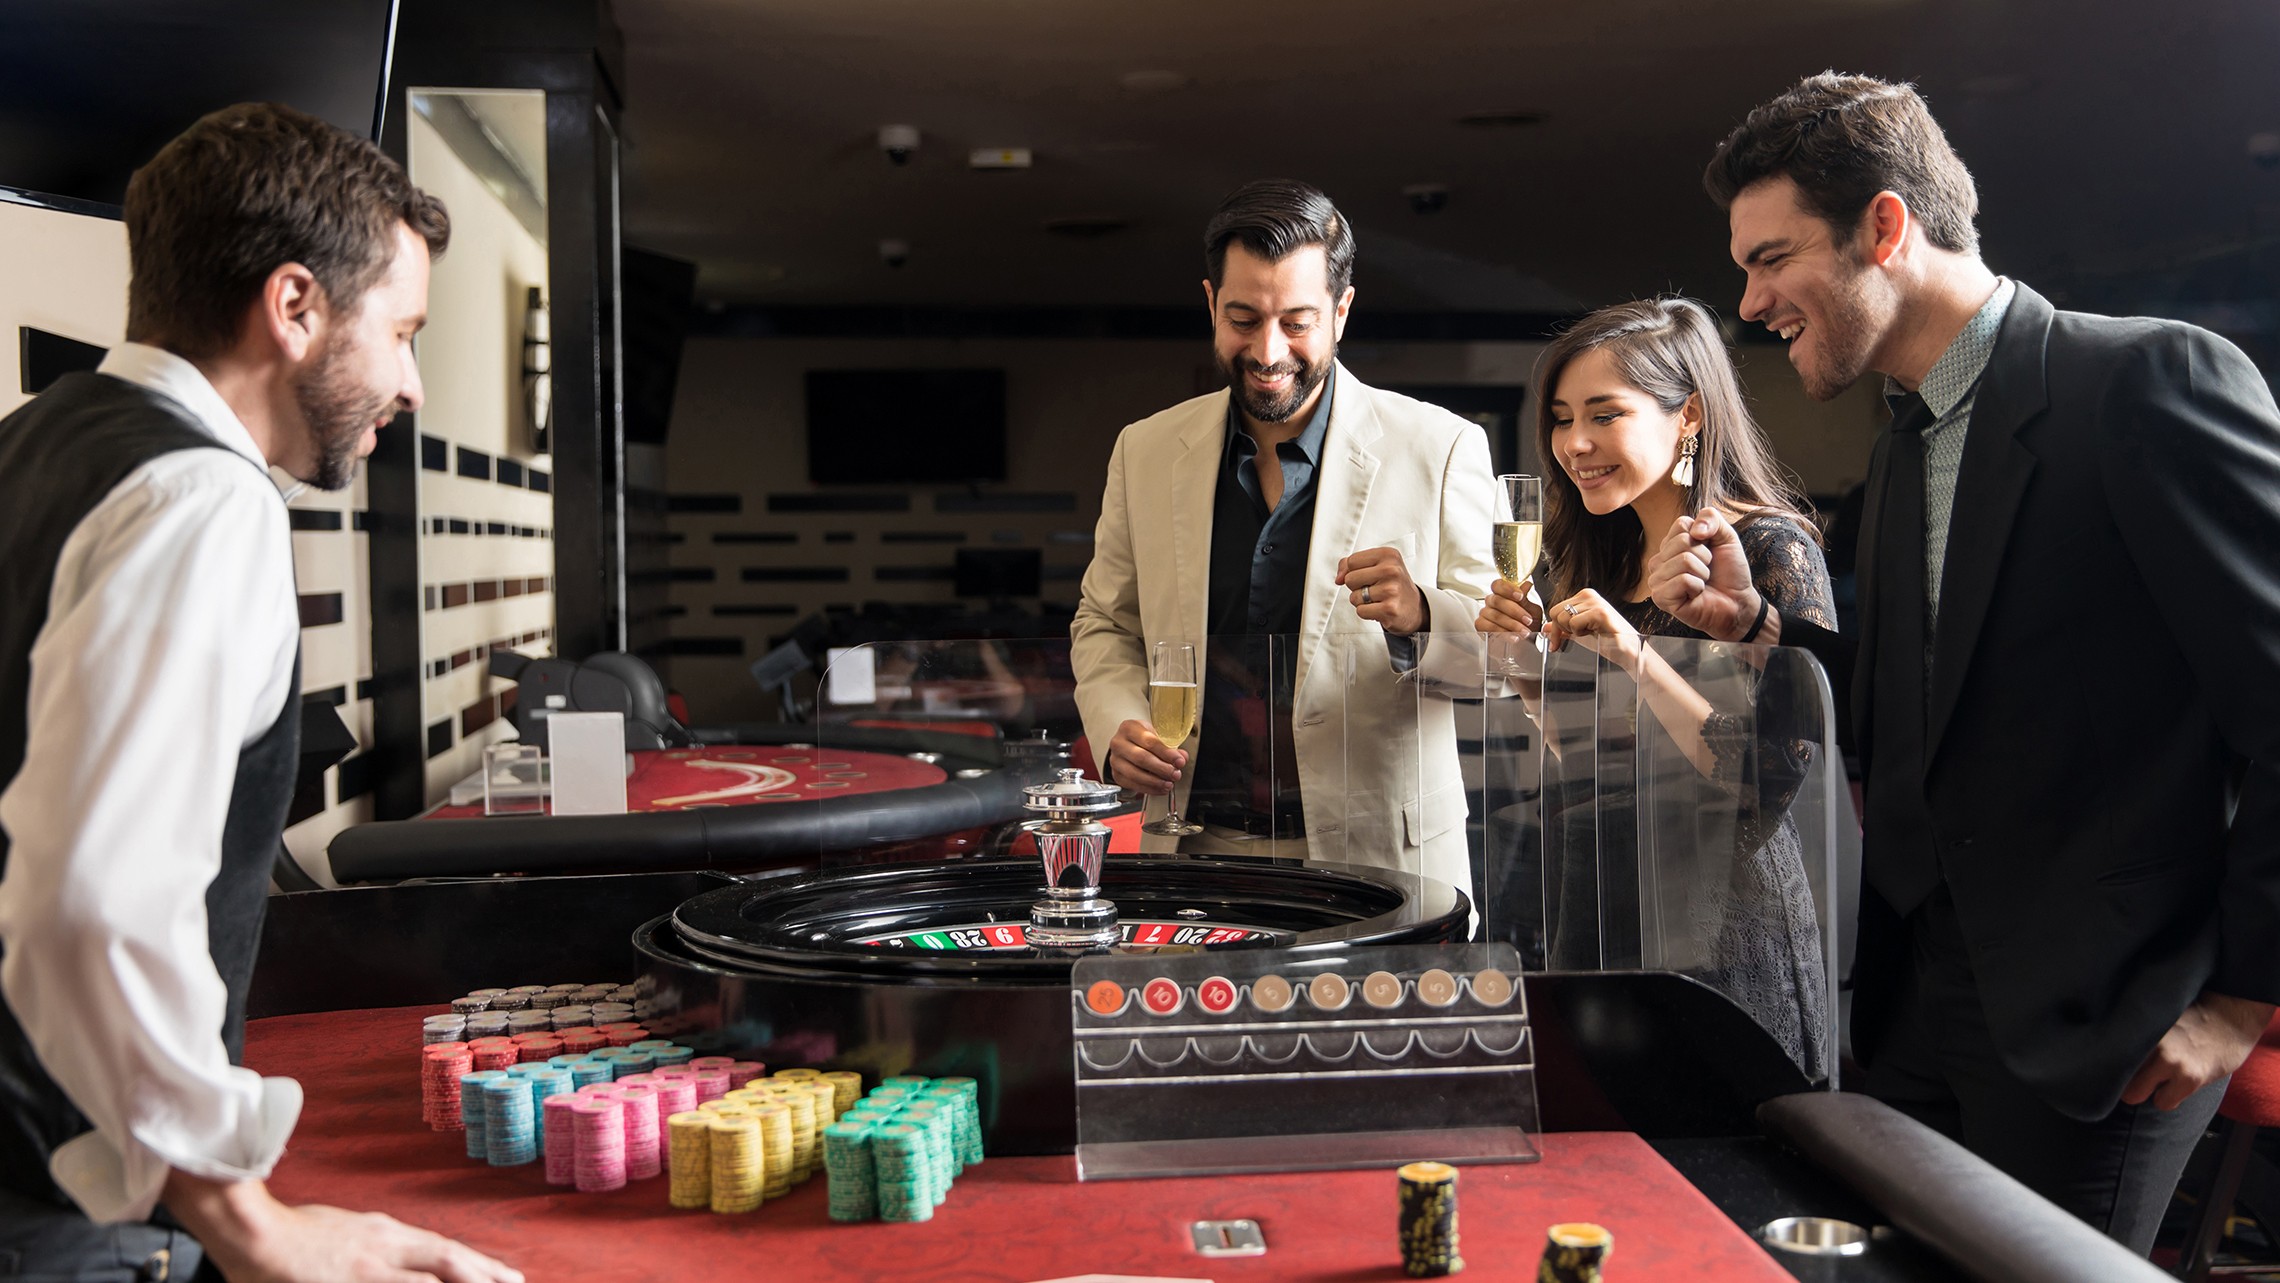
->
[1495, 474, 1544, 584]
[1495, 474, 1546, 672]
[1140, 641, 1202, 836]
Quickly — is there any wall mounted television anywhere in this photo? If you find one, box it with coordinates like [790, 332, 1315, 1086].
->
[805, 369, 1006, 485]
[0, 0, 398, 207]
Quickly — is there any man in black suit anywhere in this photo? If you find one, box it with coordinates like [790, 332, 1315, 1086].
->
[1646, 72, 2280, 1251]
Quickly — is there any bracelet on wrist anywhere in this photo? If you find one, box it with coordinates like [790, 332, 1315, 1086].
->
[1736, 593, 1772, 644]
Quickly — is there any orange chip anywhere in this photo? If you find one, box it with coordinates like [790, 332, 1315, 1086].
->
[1085, 980, 1126, 1015]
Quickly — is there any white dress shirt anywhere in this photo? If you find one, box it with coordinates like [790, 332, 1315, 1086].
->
[0, 343, 303, 1224]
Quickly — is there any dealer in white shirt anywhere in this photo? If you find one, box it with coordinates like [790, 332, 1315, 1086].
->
[0, 102, 516, 1283]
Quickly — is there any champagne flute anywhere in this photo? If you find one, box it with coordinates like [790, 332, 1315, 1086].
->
[1140, 641, 1202, 836]
[1495, 474, 1545, 671]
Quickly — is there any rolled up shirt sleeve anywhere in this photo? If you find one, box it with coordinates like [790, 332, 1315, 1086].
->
[0, 450, 302, 1223]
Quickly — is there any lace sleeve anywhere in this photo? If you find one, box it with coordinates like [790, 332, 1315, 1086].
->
[1705, 514, 1838, 828]
[1741, 515, 1836, 632]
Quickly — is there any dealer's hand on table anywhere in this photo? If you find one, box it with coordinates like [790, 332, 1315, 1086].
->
[2121, 992, 2277, 1111]
[165, 1171, 522, 1283]
[1647, 508, 1767, 643]
[1475, 578, 1542, 635]
[1337, 547, 1428, 636]
[1541, 588, 1643, 675]
[1107, 718, 1184, 797]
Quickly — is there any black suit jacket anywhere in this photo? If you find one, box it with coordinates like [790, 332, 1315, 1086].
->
[1782, 283, 2280, 1120]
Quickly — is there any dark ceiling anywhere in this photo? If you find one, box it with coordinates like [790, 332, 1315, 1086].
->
[612, 0, 2280, 345]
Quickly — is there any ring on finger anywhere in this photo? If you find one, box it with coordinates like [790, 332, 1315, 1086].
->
[1361, 585, 1372, 605]
[1566, 602, 1583, 617]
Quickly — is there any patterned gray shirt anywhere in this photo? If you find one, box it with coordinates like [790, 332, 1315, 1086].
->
[1884, 278, 2015, 635]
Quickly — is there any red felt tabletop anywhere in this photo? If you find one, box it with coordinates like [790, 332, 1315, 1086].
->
[247, 1005, 1790, 1282]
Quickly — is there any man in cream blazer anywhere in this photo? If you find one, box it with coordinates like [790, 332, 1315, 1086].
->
[1071, 180, 1497, 898]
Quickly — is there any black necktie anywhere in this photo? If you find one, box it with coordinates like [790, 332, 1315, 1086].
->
[1863, 392, 1942, 915]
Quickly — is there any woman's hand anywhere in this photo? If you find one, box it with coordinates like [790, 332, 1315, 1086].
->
[1541, 588, 1643, 674]
[1475, 578, 1541, 634]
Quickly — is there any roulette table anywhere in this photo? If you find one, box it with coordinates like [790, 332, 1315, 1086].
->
[327, 725, 1057, 882]
[247, 866, 2172, 1283]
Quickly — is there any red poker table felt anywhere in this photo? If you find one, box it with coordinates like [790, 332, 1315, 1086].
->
[425, 746, 950, 819]
[244, 1005, 1791, 1282]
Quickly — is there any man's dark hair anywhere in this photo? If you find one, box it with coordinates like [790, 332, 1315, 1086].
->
[1203, 179, 1357, 298]
[125, 102, 450, 359]
[1704, 72, 1979, 258]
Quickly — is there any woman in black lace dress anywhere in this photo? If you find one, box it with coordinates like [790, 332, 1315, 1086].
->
[1477, 298, 1837, 1080]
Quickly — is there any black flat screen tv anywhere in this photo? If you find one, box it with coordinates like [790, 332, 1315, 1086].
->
[0, 0, 398, 207]
[805, 369, 1006, 485]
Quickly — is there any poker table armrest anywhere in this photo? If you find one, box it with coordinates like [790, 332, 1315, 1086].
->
[1756, 1091, 2173, 1283]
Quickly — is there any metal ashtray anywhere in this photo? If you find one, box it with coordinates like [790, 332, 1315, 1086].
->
[1758, 1217, 1869, 1256]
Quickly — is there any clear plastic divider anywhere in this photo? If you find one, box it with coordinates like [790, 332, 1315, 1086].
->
[1470, 634, 1845, 1086]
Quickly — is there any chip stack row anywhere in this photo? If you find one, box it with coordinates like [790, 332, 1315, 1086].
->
[421, 1044, 471, 1131]
[708, 1116, 763, 1213]
[573, 1094, 626, 1192]
[667, 1111, 713, 1208]
[459, 1069, 507, 1158]
[868, 1122, 932, 1222]
[482, 1078, 536, 1167]
[822, 1123, 876, 1222]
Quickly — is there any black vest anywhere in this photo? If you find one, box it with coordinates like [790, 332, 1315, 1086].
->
[0, 372, 299, 1209]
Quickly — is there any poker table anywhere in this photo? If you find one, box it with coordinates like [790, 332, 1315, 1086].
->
[248, 871, 2172, 1283]
[327, 726, 1070, 882]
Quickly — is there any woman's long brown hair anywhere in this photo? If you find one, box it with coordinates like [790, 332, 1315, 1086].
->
[1533, 297, 1815, 601]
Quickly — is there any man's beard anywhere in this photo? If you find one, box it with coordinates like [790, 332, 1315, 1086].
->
[292, 332, 392, 491]
[1798, 259, 1888, 403]
[1218, 348, 1335, 423]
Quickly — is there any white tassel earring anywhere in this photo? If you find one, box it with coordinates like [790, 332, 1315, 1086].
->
[1672, 434, 1699, 488]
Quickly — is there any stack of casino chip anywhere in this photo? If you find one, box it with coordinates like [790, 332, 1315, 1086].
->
[750, 1102, 795, 1200]
[899, 1100, 955, 1199]
[868, 1122, 931, 1222]
[777, 1084, 818, 1181]
[939, 1077, 983, 1165]
[572, 1094, 626, 1192]
[469, 1038, 519, 1072]
[559, 1027, 607, 1054]
[464, 1013, 509, 1041]
[482, 1078, 536, 1167]
[667, 1112, 713, 1208]
[527, 1068, 573, 1155]
[707, 1116, 764, 1213]
[423, 1014, 466, 1044]
[1538, 1224, 1611, 1283]
[603, 1082, 663, 1180]
[822, 1122, 876, 1222]
[459, 1069, 507, 1157]
[542, 1094, 580, 1185]
[691, 1069, 731, 1104]
[1397, 1161, 1462, 1278]
[821, 1071, 863, 1114]
[421, 1043, 471, 1130]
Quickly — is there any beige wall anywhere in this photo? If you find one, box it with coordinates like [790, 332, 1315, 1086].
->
[407, 102, 558, 807]
[0, 200, 129, 415]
